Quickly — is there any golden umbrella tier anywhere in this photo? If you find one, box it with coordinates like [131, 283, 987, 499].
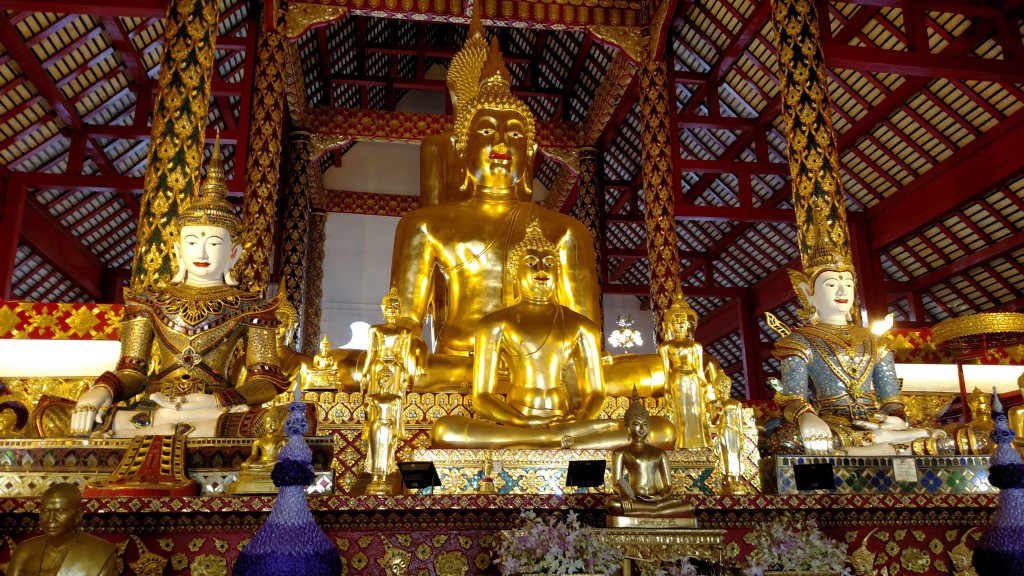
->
[931, 312, 1024, 353]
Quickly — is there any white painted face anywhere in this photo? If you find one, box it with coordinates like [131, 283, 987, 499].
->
[177, 225, 240, 286]
[804, 270, 855, 324]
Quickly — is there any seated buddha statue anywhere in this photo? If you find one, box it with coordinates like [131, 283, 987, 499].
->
[360, 287, 423, 492]
[431, 220, 675, 449]
[605, 388, 695, 525]
[659, 296, 712, 449]
[229, 410, 288, 494]
[70, 139, 288, 438]
[7, 483, 117, 576]
[770, 228, 953, 456]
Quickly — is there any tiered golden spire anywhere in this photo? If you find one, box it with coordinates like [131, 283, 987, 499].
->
[178, 133, 241, 238]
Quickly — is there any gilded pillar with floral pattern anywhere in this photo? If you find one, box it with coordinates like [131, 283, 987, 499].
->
[280, 131, 314, 349]
[131, 0, 220, 291]
[300, 210, 327, 355]
[639, 58, 684, 341]
[237, 1, 287, 293]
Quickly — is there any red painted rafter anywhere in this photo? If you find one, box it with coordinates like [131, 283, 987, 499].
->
[0, 1, 166, 18]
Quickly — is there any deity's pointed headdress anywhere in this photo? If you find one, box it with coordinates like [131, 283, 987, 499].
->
[788, 197, 857, 320]
[178, 133, 241, 239]
[449, 17, 536, 154]
[624, 385, 650, 425]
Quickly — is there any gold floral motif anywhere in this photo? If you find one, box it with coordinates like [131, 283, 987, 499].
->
[188, 538, 207, 552]
[284, 4, 348, 38]
[434, 551, 469, 575]
[190, 554, 227, 576]
[899, 547, 931, 573]
[300, 211, 327, 354]
[589, 25, 646, 62]
[416, 542, 432, 560]
[171, 554, 188, 571]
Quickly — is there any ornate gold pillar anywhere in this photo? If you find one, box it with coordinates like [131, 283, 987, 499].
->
[577, 145, 605, 340]
[638, 57, 684, 341]
[237, 1, 287, 293]
[281, 131, 314, 349]
[300, 209, 327, 355]
[768, 0, 852, 266]
[131, 0, 220, 291]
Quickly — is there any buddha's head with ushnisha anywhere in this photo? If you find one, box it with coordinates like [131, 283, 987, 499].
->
[451, 35, 537, 195]
[171, 135, 244, 287]
[508, 217, 559, 302]
[663, 293, 699, 339]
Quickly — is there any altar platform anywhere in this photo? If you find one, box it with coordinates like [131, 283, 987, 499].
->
[0, 492, 995, 575]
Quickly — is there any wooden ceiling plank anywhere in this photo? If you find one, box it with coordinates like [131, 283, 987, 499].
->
[909, 231, 1024, 292]
[0, 13, 81, 130]
[40, 25, 104, 69]
[100, 16, 152, 89]
[824, 42, 1024, 83]
[868, 108, 1024, 249]
[682, 0, 770, 115]
[0, 1, 167, 18]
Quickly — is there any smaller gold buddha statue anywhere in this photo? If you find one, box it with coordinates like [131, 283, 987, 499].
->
[7, 483, 117, 576]
[431, 219, 675, 449]
[312, 336, 337, 371]
[705, 362, 748, 494]
[606, 388, 696, 528]
[228, 412, 288, 495]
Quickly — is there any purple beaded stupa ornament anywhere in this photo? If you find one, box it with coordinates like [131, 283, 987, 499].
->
[973, 390, 1024, 576]
[234, 403, 341, 576]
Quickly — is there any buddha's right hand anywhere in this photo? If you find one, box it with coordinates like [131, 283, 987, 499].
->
[70, 387, 114, 435]
[797, 411, 833, 454]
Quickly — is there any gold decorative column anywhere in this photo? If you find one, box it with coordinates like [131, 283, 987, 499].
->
[237, 1, 287, 293]
[639, 57, 684, 341]
[280, 131, 314, 348]
[768, 0, 852, 267]
[131, 0, 220, 291]
[300, 209, 327, 355]
[578, 145, 605, 338]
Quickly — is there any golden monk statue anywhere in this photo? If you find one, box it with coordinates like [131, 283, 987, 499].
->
[659, 297, 712, 449]
[770, 206, 953, 456]
[69, 138, 288, 438]
[431, 220, 674, 449]
[605, 389, 695, 527]
[7, 483, 117, 576]
[360, 287, 422, 492]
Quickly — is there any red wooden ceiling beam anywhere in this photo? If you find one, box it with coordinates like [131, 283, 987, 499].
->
[823, 43, 1024, 84]
[868, 108, 1024, 250]
[20, 200, 104, 300]
[100, 16, 153, 89]
[0, 0, 167, 18]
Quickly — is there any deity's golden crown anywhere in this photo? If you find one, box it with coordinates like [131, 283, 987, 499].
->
[178, 134, 241, 238]
[624, 385, 650, 424]
[799, 199, 854, 280]
[449, 14, 536, 153]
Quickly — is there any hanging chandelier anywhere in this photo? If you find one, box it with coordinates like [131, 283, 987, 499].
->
[607, 314, 644, 350]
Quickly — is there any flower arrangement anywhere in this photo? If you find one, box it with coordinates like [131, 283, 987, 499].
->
[494, 510, 621, 575]
[743, 516, 851, 576]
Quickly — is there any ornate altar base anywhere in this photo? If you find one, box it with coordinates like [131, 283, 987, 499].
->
[767, 455, 995, 495]
[0, 493, 995, 575]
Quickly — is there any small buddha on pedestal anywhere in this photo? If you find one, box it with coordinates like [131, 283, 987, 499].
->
[228, 412, 287, 495]
[605, 388, 696, 528]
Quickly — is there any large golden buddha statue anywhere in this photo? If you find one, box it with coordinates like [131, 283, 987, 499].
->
[431, 220, 674, 449]
[70, 138, 288, 438]
[388, 30, 600, 391]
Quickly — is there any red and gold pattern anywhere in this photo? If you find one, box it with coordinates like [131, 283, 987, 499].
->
[280, 132, 316, 340]
[0, 301, 123, 340]
[582, 51, 636, 144]
[320, 190, 420, 217]
[308, 107, 582, 149]
[131, 0, 220, 292]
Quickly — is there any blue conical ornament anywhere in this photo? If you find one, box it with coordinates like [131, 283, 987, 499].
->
[234, 403, 341, 576]
[973, 390, 1024, 576]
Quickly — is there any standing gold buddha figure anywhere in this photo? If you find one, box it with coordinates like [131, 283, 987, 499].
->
[659, 296, 712, 449]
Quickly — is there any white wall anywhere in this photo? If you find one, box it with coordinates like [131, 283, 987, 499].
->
[319, 212, 399, 349]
